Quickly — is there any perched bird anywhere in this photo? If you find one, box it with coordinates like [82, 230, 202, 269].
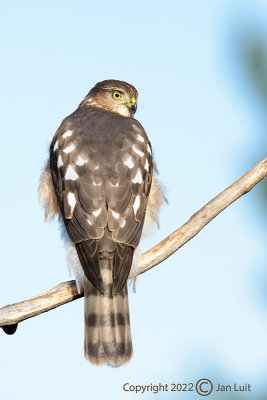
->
[39, 80, 165, 366]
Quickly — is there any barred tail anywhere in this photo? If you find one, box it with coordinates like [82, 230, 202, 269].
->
[84, 269, 133, 366]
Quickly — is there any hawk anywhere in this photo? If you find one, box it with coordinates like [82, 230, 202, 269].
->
[39, 80, 165, 366]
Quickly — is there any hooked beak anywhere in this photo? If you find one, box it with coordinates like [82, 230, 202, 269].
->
[128, 97, 137, 114]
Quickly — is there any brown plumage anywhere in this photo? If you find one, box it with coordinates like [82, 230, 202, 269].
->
[39, 80, 164, 366]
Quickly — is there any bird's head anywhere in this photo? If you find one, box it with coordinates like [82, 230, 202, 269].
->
[81, 80, 138, 117]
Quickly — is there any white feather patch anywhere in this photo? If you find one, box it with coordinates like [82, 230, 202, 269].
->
[128, 247, 140, 279]
[63, 143, 75, 153]
[92, 208, 101, 217]
[112, 210, 120, 219]
[57, 155, 63, 168]
[136, 134, 144, 142]
[65, 165, 78, 180]
[67, 192, 76, 214]
[128, 247, 141, 293]
[59, 221, 84, 294]
[123, 156, 134, 169]
[75, 155, 87, 166]
[132, 169, 143, 184]
[132, 145, 144, 157]
[65, 240, 84, 294]
[62, 130, 73, 138]
[53, 140, 59, 151]
[142, 214, 155, 235]
[147, 144, 152, 154]
[133, 195, 140, 215]
[144, 158, 149, 171]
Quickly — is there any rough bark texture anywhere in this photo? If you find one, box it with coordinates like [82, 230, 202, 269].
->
[1, 158, 267, 330]
[0, 281, 82, 327]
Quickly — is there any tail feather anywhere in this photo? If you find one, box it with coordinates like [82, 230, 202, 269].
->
[84, 261, 133, 366]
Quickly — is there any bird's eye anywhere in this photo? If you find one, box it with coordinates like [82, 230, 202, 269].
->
[112, 91, 123, 100]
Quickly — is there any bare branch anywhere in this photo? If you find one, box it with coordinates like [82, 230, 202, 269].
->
[139, 158, 267, 274]
[0, 281, 82, 327]
[1, 158, 267, 330]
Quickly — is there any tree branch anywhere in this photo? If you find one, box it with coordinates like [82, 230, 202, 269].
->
[1, 158, 267, 331]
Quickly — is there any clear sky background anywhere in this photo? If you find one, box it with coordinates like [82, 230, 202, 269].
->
[1, 1, 267, 399]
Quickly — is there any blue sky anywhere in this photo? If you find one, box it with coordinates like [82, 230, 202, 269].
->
[1, 1, 267, 399]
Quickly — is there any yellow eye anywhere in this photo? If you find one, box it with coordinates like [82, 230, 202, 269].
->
[112, 91, 123, 100]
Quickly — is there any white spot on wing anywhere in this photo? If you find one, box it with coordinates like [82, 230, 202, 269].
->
[87, 219, 92, 225]
[133, 195, 140, 215]
[65, 165, 78, 180]
[67, 192, 76, 214]
[137, 134, 144, 142]
[121, 220, 126, 228]
[144, 158, 149, 171]
[132, 169, 143, 184]
[110, 181, 119, 187]
[92, 208, 101, 217]
[132, 145, 144, 157]
[63, 143, 75, 153]
[147, 144, 152, 154]
[123, 156, 134, 169]
[62, 130, 73, 138]
[93, 180, 102, 186]
[75, 155, 87, 166]
[112, 210, 120, 219]
[53, 140, 59, 151]
[57, 155, 63, 168]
